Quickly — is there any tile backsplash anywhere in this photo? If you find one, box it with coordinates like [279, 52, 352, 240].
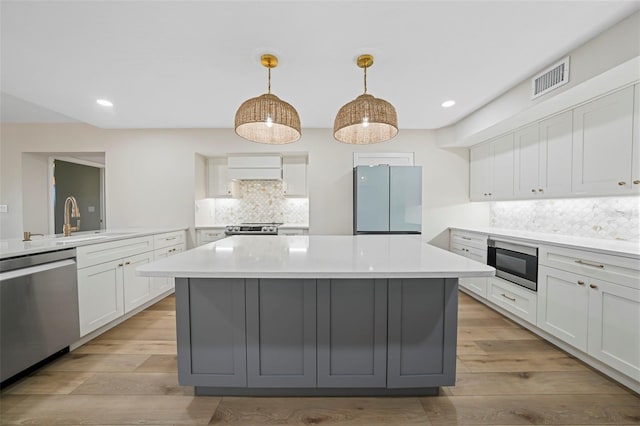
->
[491, 196, 639, 241]
[196, 180, 309, 226]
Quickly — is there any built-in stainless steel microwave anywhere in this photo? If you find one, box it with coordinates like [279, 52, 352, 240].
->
[487, 238, 538, 292]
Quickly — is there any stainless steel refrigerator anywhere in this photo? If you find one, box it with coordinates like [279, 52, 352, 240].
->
[353, 165, 422, 234]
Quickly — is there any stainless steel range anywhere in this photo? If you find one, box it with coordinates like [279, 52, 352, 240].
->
[225, 222, 282, 236]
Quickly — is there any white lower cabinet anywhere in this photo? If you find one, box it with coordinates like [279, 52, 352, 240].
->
[76, 230, 186, 337]
[449, 229, 488, 298]
[151, 244, 184, 295]
[279, 227, 309, 236]
[537, 266, 589, 351]
[77, 259, 124, 337]
[122, 251, 155, 313]
[587, 278, 640, 381]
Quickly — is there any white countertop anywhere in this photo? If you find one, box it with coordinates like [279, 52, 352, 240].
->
[450, 226, 640, 259]
[0, 228, 186, 259]
[137, 235, 495, 279]
[195, 223, 309, 229]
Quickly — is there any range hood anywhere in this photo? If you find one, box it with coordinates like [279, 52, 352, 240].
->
[227, 155, 282, 180]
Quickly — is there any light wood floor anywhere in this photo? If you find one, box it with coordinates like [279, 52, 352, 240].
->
[1, 291, 638, 425]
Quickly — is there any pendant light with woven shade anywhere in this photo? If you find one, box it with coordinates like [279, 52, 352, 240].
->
[234, 54, 301, 144]
[334, 54, 398, 144]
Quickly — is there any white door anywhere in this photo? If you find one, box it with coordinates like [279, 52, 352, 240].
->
[77, 259, 124, 336]
[491, 133, 515, 199]
[514, 124, 540, 198]
[469, 142, 492, 201]
[572, 86, 634, 194]
[587, 279, 640, 381]
[539, 110, 573, 196]
[537, 266, 589, 351]
[123, 251, 154, 313]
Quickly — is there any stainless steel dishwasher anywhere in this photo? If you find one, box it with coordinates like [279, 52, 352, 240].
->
[1, 249, 80, 384]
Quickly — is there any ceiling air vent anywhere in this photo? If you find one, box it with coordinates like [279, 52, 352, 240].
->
[531, 56, 570, 99]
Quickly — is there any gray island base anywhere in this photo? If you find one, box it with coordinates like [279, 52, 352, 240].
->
[175, 277, 458, 396]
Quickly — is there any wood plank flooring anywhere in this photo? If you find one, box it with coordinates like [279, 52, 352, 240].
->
[1, 291, 638, 425]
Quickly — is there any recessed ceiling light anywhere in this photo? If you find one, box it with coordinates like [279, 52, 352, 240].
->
[441, 100, 456, 108]
[96, 99, 113, 107]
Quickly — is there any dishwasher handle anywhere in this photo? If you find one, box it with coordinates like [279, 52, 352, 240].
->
[0, 259, 76, 282]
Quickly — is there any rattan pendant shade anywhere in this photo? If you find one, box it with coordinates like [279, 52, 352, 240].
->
[235, 54, 301, 144]
[334, 54, 398, 144]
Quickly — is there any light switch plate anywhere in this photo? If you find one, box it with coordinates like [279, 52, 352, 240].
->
[0, 205, 7, 213]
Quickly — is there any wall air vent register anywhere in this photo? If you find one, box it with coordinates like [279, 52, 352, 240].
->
[531, 56, 570, 99]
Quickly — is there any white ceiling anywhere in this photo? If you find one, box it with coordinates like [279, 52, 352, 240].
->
[2, 1, 639, 130]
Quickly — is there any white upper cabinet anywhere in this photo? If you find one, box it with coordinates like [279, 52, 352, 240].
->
[469, 134, 514, 201]
[491, 133, 515, 199]
[472, 84, 638, 201]
[539, 110, 574, 196]
[514, 111, 573, 198]
[207, 157, 233, 197]
[572, 85, 635, 195]
[470, 142, 492, 200]
[514, 124, 541, 198]
[282, 156, 308, 197]
[633, 84, 640, 193]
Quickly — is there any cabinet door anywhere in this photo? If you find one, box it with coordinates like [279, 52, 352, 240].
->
[537, 266, 589, 351]
[282, 160, 307, 197]
[572, 86, 635, 194]
[317, 279, 387, 387]
[246, 279, 316, 387]
[354, 166, 390, 232]
[491, 133, 515, 199]
[514, 124, 540, 198]
[77, 259, 124, 336]
[539, 110, 573, 196]
[151, 246, 183, 296]
[587, 279, 640, 381]
[387, 278, 458, 388]
[207, 157, 232, 197]
[123, 251, 154, 313]
[469, 142, 491, 200]
[633, 84, 640, 193]
[176, 278, 247, 387]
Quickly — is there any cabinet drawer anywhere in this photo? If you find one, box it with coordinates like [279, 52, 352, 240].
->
[77, 236, 154, 269]
[154, 244, 184, 258]
[154, 231, 185, 250]
[451, 230, 487, 250]
[488, 277, 537, 324]
[279, 228, 308, 236]
[539, 245, 639, 289]
[196, 229, 226, 246]
[460, 276, 488, 299]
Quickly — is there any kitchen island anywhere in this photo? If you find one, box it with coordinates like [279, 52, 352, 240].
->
[137, 235, 494, 396]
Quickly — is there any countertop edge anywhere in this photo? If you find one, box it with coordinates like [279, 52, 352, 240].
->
[1, 227, 188, 259]
[449, 227, 640, 259]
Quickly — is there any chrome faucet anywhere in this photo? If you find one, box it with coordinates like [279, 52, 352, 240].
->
[63, 196, 81, 237]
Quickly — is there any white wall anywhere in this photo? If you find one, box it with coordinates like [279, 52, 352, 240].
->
[438, 10, 640, 146]
[21, 153, 49, 234]
[0, 124, 489, 248]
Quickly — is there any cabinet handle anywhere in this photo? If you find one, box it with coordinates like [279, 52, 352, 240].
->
[125, 261, 131, 265]
[501, 293, 516, 302]
[461, 236, 472, 240]
[118, 263, 124, 267]
[531, 189, 536, 193]
[577, 280, 585, 286]
[618, 181, 626, 186]
[634, 180, 640, 185]
[589, 284, 598, 289]
[165, 236, 177, 241]
[488, 192, 492, 196]
[574, 259, 604, 269]
[538, 188, 544, 193]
